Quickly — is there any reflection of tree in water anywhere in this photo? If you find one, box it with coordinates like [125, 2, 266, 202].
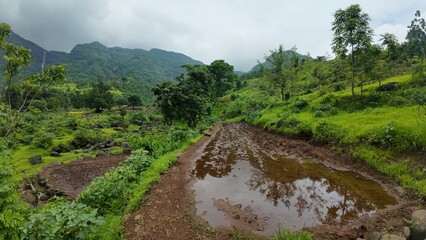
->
[246, 152, 386, 224]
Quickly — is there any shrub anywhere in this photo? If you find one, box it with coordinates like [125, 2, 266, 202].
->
[368, 122, 424, 152]
[71, 128, 101, 148]
[21, 198, 103, 240]
[129, 112, 149, 125]
[314, 120, 346, 143]
[271, 228, 313, 240]
[32, 132, 54, 149]
[293, 99, 309, 110]
[78, 150, 153, 215]
[0, 156, 26, 240]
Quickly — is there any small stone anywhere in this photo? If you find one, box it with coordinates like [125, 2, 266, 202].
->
[39, 193, 49, 201]
[411, 209, 426, 240]
[395, 186, 405, 195]
[403, 226, 410, 238]
[29, 155, 42, 165]
[50, 151, 61, 157]
[381, 234, 405, 240]
[365, 232, 382, 240]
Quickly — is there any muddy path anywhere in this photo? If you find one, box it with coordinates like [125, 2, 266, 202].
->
[124, 122, 420, 239]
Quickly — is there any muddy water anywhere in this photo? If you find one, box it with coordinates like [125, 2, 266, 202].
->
[191, 123, 397, 236]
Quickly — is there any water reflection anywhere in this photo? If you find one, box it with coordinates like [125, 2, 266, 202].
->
[191, 123, 397, 235]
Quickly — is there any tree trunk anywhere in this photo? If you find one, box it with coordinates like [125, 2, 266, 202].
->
[351, 45, 355, 101]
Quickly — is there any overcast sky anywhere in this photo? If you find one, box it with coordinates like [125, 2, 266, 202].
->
[0, 0, 425, 71]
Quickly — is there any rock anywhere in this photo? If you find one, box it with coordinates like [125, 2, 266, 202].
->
[52, 146, 62, 153]
[381, 234, 405, 240]
[85, 144, 92, 149]
[38, 193, 49, 201]
[403, 226, 410, 238]
[123, 148, 132, 154]
[411, 210, 426, 240]
[96, 151, 107, 157]
[365, 232, 382, 240]
[106, 142, 115, 147]
[50, 151, 61, 157]
[276, 118, 286, 128]
[377, 82, 398, 92]
[395, 186, 405, 195]
[104, 137, 113, 144]
[93, 143, 101, 149]
[29, 155, 42, 165]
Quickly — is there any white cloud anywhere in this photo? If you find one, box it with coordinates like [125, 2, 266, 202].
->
[0, 0, 425, 71]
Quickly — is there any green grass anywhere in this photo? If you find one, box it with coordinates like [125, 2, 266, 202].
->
[219, 72, 426, 198]
[270, 228, 313, 240]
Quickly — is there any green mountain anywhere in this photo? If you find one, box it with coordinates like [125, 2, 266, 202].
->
[0, 32, 203, 86]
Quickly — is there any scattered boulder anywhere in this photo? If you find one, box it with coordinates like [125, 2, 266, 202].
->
[381, 234, 405, 240]
[276, 118, 286, 128]
[29, 155, 42, 165]
[50, 151, 61, 157]
[365, 232, 382, 240]
[52, 146, 62, 153]
[377, 82, 398, 92]
[96, 151, 108, 157]
[403, 226, 411, 239]
[410, 209, 426, 240]
[123, 148, 132, 154]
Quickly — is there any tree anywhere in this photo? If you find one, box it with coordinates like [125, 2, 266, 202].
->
[208, 60, 236, 98]
[380, 33, 400, 62]
[153, 65, 214, 127]
[127, 95, 142, 109]
[84, 81, 114, 112]
[406, 10, 426, 59]
[332, 4, 373, 100]
[0, 23, 66, 137]
[264, 45, 299, 101]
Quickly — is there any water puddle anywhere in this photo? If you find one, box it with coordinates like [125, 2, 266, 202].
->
[191, 124, 397, 236]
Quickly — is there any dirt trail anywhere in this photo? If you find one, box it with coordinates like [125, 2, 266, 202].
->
[124, 122, 420, 240]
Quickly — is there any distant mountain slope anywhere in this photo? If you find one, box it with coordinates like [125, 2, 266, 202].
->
[0, 33, 203, 86]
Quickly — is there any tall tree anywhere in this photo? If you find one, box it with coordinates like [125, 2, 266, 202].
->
[208, 60, 236, 98]
[380, 33, 400, 63]
[406, 10, 426, 59]
[265, 45, 298, 101]
[331, 4, 373, 100]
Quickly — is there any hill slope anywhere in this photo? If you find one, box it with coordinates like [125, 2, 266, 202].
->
[0, 32, 203, 86]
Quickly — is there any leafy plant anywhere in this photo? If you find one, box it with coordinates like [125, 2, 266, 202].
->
[21, 198, 104, 240]
[0, 154, 26, 240]
[270, 228, 313, 240]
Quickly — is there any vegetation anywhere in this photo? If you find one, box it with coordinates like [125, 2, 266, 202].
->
[0, 4, 425, 240]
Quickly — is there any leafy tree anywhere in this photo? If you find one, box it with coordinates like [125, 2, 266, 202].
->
[265, 45, 299, 101]
[406, 10, 426, 59]
[152, 81, 178, 124]
[380, 33, 400, 62]
[332, 4, 373, 99]
[357, 44, 382, 96]
[153, 65, 214, 127]
[84, 81, 114, 112]
[128, 94, 142, 109]
[208, 60, 236, 98]
[0, 23, 66, 137]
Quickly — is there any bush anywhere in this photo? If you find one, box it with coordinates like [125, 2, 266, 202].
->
[78, 150, 153, 215]
[314, 120, 346, 143]
[21, 198, 104, 240]
[129, 112, 149, 125]
[368, 122, 425, 152]
[71, 129, 101, 148]
[271, 228, 313, 240]
[32, 132, 54, 149]
[0, 157, 26, 240]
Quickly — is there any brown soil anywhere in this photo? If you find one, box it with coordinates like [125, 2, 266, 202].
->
[37, 154, 127, 199]
[124, 122, 421, 240]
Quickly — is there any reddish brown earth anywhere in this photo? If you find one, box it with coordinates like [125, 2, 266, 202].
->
[37, 154, 127, 199]
[124, 122, 422, 240]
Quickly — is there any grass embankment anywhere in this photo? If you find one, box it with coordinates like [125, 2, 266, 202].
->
[82, 134, 204, 240]
[219, 74, 426, 197]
